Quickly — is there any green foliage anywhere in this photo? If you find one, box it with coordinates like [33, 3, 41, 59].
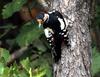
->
[15, 22, 48, 54]
[0, 48, 10, 63]
[20, 57, 31, 72]
[0, 63, 4, 75]
[0, 24, 16, 29]
[92, 47, 100, 76]
[95, 5, 100, 27]
[31, 55, 52, 77]
[15, 22, 43, 47]
[2, 0, 27, 19]
[33, 39, 48, 54]
[0, 48, 52, 77]
[1, 0, 53, 76]
[0, 24, 16, 39]
[20, 57, 48, 77]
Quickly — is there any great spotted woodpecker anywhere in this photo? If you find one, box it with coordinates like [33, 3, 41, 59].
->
[36, 10, 68, 62]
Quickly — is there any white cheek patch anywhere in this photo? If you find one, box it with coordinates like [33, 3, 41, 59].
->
[58, 18, 65, 30]
[61, 33, 64, 35]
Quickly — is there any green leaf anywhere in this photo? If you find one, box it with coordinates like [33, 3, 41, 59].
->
[92, 47, 100, 76]
[45, 65, 52, 77]
[0, 48, 10, 62]
[0, 63, 4, 75]
[18, 72, 28, 77]
[31, 55, 52, 77]
[29, 68, 32, 77]
[2, 67, 10, 77]
[20, 57, 31, 72]
[33, 67, 46, 77]
[2, 0, 27, 19]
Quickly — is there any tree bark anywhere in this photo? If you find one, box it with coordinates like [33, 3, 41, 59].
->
[48, 0, 94, 77]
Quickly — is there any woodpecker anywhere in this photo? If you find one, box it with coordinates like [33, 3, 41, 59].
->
[36, 10, 68, 62]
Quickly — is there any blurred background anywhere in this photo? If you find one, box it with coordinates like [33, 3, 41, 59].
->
[0, 0, 100, 77]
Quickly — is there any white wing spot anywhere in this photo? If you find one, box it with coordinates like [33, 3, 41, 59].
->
[51, 38, 54, 41]
[64, 35, 67, 37]
[61, 33, 64, 35]
[49, 40, 51, 42]
[49, 44, 52, 46]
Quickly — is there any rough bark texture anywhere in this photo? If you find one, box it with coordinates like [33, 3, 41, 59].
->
[48, 0, 94, 77]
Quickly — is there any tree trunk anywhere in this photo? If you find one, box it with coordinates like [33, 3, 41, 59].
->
[48, 0, 94, 77]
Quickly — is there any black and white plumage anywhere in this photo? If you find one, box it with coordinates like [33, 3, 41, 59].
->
[36, 10, 68, 62]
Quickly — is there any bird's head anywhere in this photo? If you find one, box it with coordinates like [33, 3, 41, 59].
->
[36, 12, 49, 28]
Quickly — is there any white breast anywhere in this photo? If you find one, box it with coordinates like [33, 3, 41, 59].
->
[44, 28, 52, 38]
